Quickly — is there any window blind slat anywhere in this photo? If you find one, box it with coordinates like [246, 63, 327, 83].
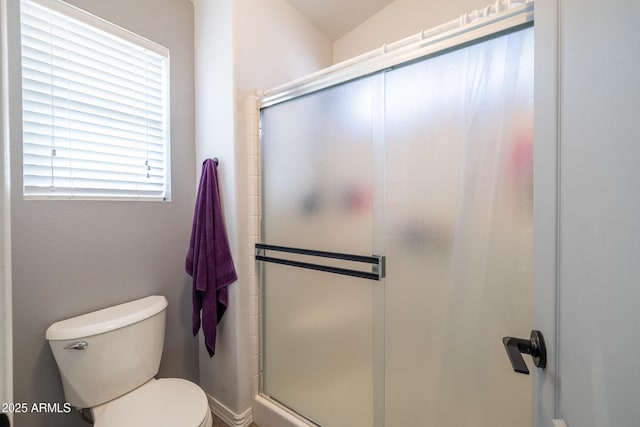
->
[23, 122, 166, 151]
[24, 169, 167, 186]
[22, 84, 165, 125]
[21, 28, 165, 76]
[21, 34, 165, 84]
[23, 110, 166, 144]
[23, 105, 165, 133]
[22, 59, 165, 111]
[21, 4, 165, 68]
[20, 0, 170, 200]
[24, 149, 167, 171]
[20, 43, 165, 96]
[24, 172, 167, 188]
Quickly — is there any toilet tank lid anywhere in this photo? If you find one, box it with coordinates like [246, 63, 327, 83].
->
[46, 295, 168, 341]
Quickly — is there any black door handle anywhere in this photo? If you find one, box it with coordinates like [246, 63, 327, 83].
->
[502, 330, 546, 375]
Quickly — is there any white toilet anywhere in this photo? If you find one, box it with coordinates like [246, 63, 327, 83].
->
[46, 295, 213, 427]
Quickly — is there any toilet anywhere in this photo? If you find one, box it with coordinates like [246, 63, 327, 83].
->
[46, 295, 213, 427]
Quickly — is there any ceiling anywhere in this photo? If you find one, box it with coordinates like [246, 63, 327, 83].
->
[285, 0, 395, 41]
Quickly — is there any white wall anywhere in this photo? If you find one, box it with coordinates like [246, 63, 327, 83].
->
[556, 0, 640, 425]
[6, 0, 197, 425]
[193, 0, 331, 420]
[0, 0, 11, 418]
[193, 0, 241, 416]
[234, 0, 332, 91]
[532, 1, 559, 425]
[333, 0, 490, 63]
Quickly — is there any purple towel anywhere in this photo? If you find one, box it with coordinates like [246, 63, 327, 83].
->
[186, 159, 237, 357]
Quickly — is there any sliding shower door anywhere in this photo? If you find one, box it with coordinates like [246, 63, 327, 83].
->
[260, 24, 534, 427]
[383, 27, 534, 426]
[260, 75, 384, 427]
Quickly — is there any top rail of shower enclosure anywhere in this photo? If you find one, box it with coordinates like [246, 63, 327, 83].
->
[255, 243, 385, 281]
[256, 0, 533, 109]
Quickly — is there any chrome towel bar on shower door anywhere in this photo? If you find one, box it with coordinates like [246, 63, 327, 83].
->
[255, 243, 385, 281]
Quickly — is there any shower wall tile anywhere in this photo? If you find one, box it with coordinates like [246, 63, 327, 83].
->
[249, 313, 260, 338]
[246, 93, 262, 407]
[249, 326, 261, 356]
[248, 196, 261, 220]
[249, 294, 260, 319]
[250, 155, 261, 178]
[249, 353, 260, 376]
[249, 215, 261, 238]
[251, 373, 260, 398]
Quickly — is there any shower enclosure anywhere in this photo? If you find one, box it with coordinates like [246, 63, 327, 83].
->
[257, 4, 534, 426]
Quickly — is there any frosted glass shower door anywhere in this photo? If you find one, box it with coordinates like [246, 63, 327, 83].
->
[260, 76, 381, 427]
[383, 27, 534, 426]
[260, 24, 533, 427]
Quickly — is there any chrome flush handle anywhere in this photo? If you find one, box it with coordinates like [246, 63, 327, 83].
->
[63, 341, 88, 350]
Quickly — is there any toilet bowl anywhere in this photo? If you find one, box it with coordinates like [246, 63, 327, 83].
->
[46, 295, 212, 427]
[92, 378, 212, 427]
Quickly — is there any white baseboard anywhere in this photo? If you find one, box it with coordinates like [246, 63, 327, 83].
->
[552, 420, 568, 427]
[207, 394, 254, 427]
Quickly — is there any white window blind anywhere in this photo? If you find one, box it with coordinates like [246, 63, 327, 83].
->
[20, 0, 170, 200]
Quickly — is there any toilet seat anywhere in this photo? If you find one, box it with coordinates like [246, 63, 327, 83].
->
[93, 378, 212, 427]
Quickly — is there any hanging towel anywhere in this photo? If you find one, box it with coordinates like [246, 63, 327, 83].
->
[186, 158, 237, 357]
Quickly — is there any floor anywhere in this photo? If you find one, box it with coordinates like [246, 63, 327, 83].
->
[211, 412, 259, 427]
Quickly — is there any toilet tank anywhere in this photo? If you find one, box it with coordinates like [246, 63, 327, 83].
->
[46, 295, 168, 408]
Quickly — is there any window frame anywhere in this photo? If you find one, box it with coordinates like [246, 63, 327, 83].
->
[19, 0, 171, 201]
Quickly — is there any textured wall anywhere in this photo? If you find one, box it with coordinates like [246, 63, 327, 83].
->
[6, 0, 197, 425]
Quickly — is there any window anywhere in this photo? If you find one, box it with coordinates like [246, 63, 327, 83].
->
[20, 0, 170, 200]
